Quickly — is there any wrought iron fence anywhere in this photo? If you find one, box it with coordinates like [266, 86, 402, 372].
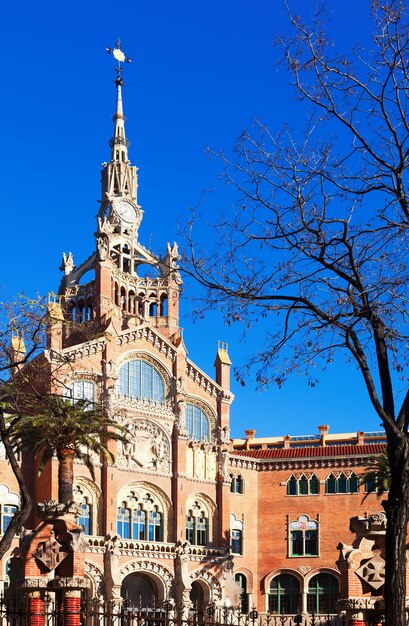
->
[0, 596, 377, 626]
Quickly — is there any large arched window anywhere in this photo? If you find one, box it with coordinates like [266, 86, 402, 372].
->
[116, 487, 164, 542]
[77, 497, 92, 535]
[185, 404, 210, 441]
[307, 573, 339, 614]
[269, 574, 300, 614]
[118, 360, 165, 402]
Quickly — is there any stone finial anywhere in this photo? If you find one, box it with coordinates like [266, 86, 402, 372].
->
[318, 424, 329, 446]
[283, 435, 291, 449]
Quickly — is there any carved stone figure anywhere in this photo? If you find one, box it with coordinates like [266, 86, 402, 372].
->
[117, 420, 170, 472]
[60, 252, 75, 275]
[104, 534, 121, 599]
[97, 235, 109, 261]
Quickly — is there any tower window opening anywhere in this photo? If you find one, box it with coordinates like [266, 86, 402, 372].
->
[128, 291, 136, 314]
[123, 258, 131, 274]
[114, 283, 119, 306]
[159, 294, 168, 316]
[77, 300, 85, 323]
[149, 301, 158, 317]
[120, 287, 126, 311]
[86, 297, 93, 321]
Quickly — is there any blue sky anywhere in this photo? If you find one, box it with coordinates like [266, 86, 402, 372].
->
[1, 0, 383, 438]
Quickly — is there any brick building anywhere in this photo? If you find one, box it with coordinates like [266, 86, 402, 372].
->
[0, 49, 389, 623]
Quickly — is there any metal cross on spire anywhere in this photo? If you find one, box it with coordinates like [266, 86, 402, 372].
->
[106, 38, 132, 86]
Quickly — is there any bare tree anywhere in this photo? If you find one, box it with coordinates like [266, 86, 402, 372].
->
[183, 3, 409, 625]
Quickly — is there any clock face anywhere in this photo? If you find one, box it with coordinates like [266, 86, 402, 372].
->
[114, 199, 136, 223]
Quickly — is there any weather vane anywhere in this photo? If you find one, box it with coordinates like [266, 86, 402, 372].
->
[106, 38, 132, 85]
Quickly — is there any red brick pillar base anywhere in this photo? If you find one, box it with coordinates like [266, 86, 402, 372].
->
[63, 592, 81, 626]
[27, 594, 44, 626]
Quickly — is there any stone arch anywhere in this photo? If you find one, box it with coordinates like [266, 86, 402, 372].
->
[263, 568, 304, 594]
[304, 567, 340, 587]
[120, 560, 175, 601]
[190, 569, 222, 603]
[0, 485, 19, 507]
[73, 476, 102, 536]
[234, 567, 254, 593]
[85, 560, 105, 599]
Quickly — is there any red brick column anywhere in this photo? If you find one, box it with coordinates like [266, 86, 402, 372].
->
[63, 592, 81, 626]
[27, 593, 44, 626]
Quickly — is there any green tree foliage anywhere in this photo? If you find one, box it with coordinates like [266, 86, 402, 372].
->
[9, 395, 127, 505]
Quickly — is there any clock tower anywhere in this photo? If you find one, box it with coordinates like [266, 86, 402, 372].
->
[59, 44, 181, 340]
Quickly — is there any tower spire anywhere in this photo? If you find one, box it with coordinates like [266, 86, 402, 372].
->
[106, 39, 132, 165]
[102, 40, 138, 202]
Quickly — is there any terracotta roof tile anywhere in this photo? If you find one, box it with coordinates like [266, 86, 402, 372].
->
[231, 443, 386, 460]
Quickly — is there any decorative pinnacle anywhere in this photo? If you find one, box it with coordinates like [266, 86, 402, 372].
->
[106, 38, 132, 86]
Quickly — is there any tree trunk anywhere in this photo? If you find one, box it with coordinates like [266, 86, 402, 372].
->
[0, 411, 32, 559]
[383, 439, 409, 626]
[57, 448, 75, 504]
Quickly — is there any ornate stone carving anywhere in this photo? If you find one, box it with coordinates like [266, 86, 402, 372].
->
[85, 560, 106, 599]
[355, 555, 385, 590]
[50, 577, 91, 589]
[297, 565, 311, 576]
[33, 533, 68, 571]
[350, 512, 387, 537]
[219, 449, 230, 479]
[60, 252, 75, 275]
[112, 395, 175, 426]
[117, 419, 170, 472]
[96, 234, 109, 261]
[190, 569, 222, 601]
[119, 560, 175, 598]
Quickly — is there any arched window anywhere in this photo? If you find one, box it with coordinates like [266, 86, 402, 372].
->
[116, 488, 165, 542]
[185, 404, 210, 441]
[77, 497, 92, 535]
[1, 505, 18, 534]
[231, 514, 243, 555]
[230, 474, 244, 494]
[117, 503, 130, 538]
[186, 509, 208, 546]
[132, 505, 146, 540]
[325, 473, 359, 494]
[159, 295, 168, 316]
[287, 474, 320, 496]
[269, 574, 300, 614]
[235, 573, 249, 614]
[307, 573, 339, 614]
[289, 515, 319, 557]
[118, 360, 165, 402]
[148, 507, 162, 541]
[66, 380, 95, 405]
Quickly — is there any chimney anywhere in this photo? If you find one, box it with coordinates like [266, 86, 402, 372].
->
[244, 429, 256, 450]
[318, 424, 329, 446]
[357, 431, 365, 445]
[283, 435, 291, 450]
